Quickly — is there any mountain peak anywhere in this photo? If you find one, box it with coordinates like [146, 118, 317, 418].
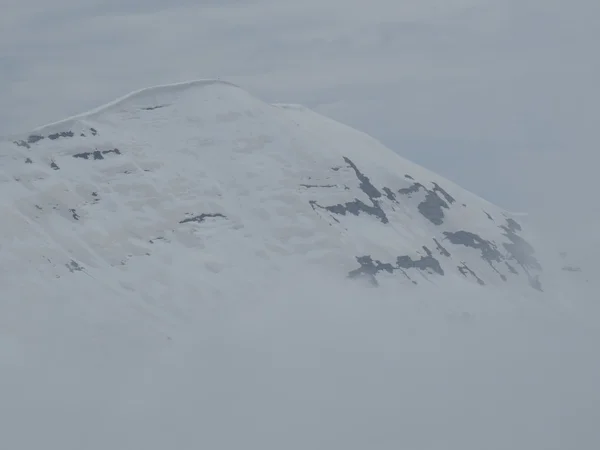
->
[1, 80, 547, 299]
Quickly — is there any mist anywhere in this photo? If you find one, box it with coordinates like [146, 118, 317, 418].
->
[2, 1, 600, 449]
[2, 264, 599, 450]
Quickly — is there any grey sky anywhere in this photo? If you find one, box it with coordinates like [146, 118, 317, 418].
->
[2, 0, 599, 234]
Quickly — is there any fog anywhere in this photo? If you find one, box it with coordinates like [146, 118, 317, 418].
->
[2, 266, 600, 450]
[2, 1, 600, 449]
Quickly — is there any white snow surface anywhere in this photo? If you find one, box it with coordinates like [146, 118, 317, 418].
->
[1, 79, 553, 296]
[1, 80, 599, 450]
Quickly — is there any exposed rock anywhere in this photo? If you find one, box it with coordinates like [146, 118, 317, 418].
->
[141, 105, 167, 111]
[443, 231, 503, 265]
[348, 246, 443, 284]
[48, 131, 74, 140]
[500, 219, 540, 271]
[433, 238, 451, 257]
[73, 148, 121, 160]
[300, 184, 337, 188]
[27, 135, 44, 144]
[179, 213, 226, 224]
[398, 181, 454, 225]
[310, 157, 388, 224]
[69, 209, 80, 220]
[66, 260, 84, 273]
[458, 263, 485, 285]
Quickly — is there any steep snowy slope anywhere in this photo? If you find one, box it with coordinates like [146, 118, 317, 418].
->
[1, 80, 546, 300]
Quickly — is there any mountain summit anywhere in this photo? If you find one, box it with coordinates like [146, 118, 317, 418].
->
[1, 80, 546, 299]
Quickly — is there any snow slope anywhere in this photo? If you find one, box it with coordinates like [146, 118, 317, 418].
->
[2, 80, 599, 450]
[1, 79, 549, 300]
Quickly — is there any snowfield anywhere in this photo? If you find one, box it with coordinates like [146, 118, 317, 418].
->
[1, 80, 599, 450]
[1, 79, 556, 297]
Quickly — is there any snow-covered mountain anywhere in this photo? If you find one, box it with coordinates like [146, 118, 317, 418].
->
[3, 80, 600, 450]
[1, 79, 557, 299]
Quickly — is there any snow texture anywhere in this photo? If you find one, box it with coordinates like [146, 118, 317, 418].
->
[1, 79, 547, 297]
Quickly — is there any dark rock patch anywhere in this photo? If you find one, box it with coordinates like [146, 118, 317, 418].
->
[484, 211, 493, 221]
[344, 157, 381, 200]
[179, 213, 226, 224]
[432, 182, 455, 204]
[348, 246, 443, 285]
[398, 182, 424, 196]
[355, 256, 395, 275]
[404, 174, 414, 180]
[397, 246, 444, 275]
[14, 140, 30, 149]
[141, 105, 167, 111]
[500, 219, 540, 271]
[433, 238, 451, 257]
[12, 134, 44, 147]
[50, 160, 60, 170]
[444, 225, 541, 290]
[25, 158, 32, 164]
[398, 181, 454, 225]
[90, 128, 98, 136]
[382, 187, 397, 202]
[69, 209, 80, 220]
[28, 134, 44, 144]
[311, 199, 388, 224]
[529, 275, 543, 291]
[73, 148, 121, 160]
[48, 131, 74, 140]
[310, 157, 388, 224]
[501, 231, 540, 270]
[505, 218, 522, 232]
[348, 256, 414, 286]
[348, 264, 380, 286]
[443, 231, 503, 266]
[505, 262, 518, 275]
[74, 151, 99, 160]
[418, 191, 449, 226]
[66, 260, 84, 273]
[458, 263, 485, 285]
[300, 184, 337, 188]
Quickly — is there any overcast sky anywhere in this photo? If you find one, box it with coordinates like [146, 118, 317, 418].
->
[2, 0, 599, 236]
